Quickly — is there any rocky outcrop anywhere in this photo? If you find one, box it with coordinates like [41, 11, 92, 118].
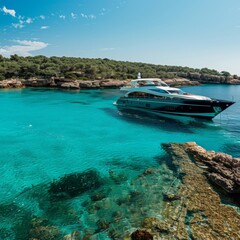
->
[0, 79, 23, 88]
[164, 78, 200, 87]
[54, 78, 127, 89]
[225, 76, 240, 84]
[99, 79, 127, 88]
[182, 142, 240, 194]
[0, 78, 127, 89]
[54, 78, 79, 89]
[186, 72, 240, 84]
[154, 142, 240, 239]
[22, 78, 54, 87]
[78, 80, 97, 88]
[78, 79, 127, 89]
[59, 81, 80, 89]
[48, 170, 102, 200]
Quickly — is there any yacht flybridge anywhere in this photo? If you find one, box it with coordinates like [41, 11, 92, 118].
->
[114, 76, 235, 119]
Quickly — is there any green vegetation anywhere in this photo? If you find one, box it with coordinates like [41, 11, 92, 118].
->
[0, 54, 230, 81]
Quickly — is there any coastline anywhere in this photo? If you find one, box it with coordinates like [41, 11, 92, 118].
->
[0, 75, 240, 90]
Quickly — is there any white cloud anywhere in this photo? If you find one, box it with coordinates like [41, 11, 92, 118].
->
[26, 18, 33, 24]
[11, 17, 34, 29]
[2, 6, 16, 17]
[40, 26, 49, 29]
[59, 15, 66, 20]
[80, 13, 96, 19]
[40, 15, 45, 20]
[71, 12, 77, 19]
[80, 13, 88, 18]
[12, 22, 24, 29]
[0, 40, 48, 57]
[12, 19, 25, 28]
[100, 8, 106, 16]
[89, 14, 96, 19]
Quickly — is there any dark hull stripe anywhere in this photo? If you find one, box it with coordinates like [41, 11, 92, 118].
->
[123, 98, 211, 107]
[116, 105, 216, 119]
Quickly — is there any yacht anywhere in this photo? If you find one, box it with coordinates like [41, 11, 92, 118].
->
[114, 76, 235, 120]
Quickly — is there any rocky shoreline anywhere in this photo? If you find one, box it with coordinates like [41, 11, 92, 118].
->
[0, 74, 240, 90]
[0, 78, 128, 90]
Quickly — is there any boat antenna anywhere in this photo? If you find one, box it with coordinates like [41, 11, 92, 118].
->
[137, 72, 141, 79]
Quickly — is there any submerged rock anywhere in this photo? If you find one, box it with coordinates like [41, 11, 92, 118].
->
[63, 230, 81, 240]
[142, 217, 170, 234]
[162, 192, 180, 201]
[96, 219, 110, 231]
[90, 190, 107, 202]
[48, 170, 102, 199]
[130, 230, 153, 240]
[142, 168, 157, 176]
[29, 217, 60, 240]
[109, 170, 128, 184]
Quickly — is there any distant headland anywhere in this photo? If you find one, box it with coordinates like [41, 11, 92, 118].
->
[0, 55, 240, 89]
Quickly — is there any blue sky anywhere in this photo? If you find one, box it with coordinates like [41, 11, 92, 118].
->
[0, 0, 240, 74]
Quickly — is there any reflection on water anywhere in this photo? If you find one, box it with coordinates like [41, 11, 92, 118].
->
[102, 106, 217, 134]
[70, 101, 90, 105]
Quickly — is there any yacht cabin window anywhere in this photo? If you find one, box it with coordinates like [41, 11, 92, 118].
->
[127, 92, 165, 99]
[167, 90, 185, 95]
[150, 89, 168, 94]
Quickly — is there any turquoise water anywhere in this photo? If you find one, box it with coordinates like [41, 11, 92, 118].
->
[0, 84, 239, 239]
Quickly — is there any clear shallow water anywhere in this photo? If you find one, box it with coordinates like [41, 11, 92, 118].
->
[0, 84, 240, 239]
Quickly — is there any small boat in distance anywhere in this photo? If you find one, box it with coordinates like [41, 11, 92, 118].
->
[114, 74, 235, 120]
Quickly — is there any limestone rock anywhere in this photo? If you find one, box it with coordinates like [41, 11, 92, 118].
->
[22, 78, 53, 87]
[183, 142, 240, 193]
[99, 80, 126, 88]
[161, 142, 240, 239]
[0, 79, 23, 88]
[187, 72, 240, 84]
[164, 78, 200, 87]
[79, 80, 93, 88]
[60, 81, 80, 89]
